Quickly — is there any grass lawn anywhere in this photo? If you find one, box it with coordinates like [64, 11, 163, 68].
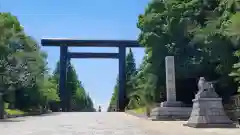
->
[5, 109, 26, 116]
[4, 103, 26, 116]
[131, 107, 146, 114]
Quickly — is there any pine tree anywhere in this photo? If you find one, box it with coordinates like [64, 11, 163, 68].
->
[52, 60, 95, 111]
[108, 49, 137, 111]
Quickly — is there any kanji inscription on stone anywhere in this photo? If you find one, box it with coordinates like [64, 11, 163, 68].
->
[165, 56, 176, 101]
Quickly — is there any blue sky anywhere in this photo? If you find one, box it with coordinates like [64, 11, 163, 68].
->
[1, 0, 149, 111]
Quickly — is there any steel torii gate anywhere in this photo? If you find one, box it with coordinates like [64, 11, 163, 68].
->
[41, 38, 142, 112]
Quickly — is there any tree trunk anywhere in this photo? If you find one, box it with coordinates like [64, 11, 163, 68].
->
[9, 103, 15, 109]
[0, 94, 5, 119]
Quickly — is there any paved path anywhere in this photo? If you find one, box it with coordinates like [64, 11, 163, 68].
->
[0, 112, 239, 135]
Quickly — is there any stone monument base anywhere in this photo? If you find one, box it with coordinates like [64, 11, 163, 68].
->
[150, 104, 192, 120]
[184, 98, 237, 128]
[160, 101, 184, 107]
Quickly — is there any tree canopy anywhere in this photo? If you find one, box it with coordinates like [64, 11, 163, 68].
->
[108, 0, 240, 112]
[2, 0, 240, 116]
[0, 12, 95, 118]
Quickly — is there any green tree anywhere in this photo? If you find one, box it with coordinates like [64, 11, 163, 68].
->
[125, 49, 138, 109]
[0, 12, 49, 118]
[66, 63, 80, 111]
[52, 60, 95, 112]
[107, 82, 118, 111]
[108, 49, 137, 111]
[134, 0, 239, 113]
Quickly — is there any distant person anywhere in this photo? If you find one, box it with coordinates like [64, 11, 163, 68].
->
[98, 106, 101, 112]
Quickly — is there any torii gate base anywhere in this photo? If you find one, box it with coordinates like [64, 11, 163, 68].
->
[41, 39, 141, 112]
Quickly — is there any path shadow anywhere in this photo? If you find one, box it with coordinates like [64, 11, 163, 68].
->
[0, 119, 24, 122]
[127, 111, 240, 129]
[126, 110, 191, 121]
[28, 112, 62, 118]
[151, 117, 189, 121]
[183, 123, 239, 128]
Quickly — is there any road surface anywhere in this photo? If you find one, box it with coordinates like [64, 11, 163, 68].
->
[0, 112, 239, 135]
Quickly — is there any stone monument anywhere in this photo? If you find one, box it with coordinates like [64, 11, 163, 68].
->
[184, 77, 236, 128]
[160, 56, 182, 107]
[150, 56, 192, 120]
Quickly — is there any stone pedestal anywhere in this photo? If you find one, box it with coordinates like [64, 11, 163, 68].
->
[150, 56, 191, 120]
[150, 101, 191, 120]
[184, 93, 236, 128]
[150, 106, 192, 120]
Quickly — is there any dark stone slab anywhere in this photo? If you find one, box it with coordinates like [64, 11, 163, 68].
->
[183, 123, 237, 128]
[160, 101, 184, 107]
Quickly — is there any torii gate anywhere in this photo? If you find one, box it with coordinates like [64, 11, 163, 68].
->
[41, 38, 142, 112]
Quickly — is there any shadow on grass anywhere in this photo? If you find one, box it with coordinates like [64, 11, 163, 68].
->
[125, 111, 149, 119]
